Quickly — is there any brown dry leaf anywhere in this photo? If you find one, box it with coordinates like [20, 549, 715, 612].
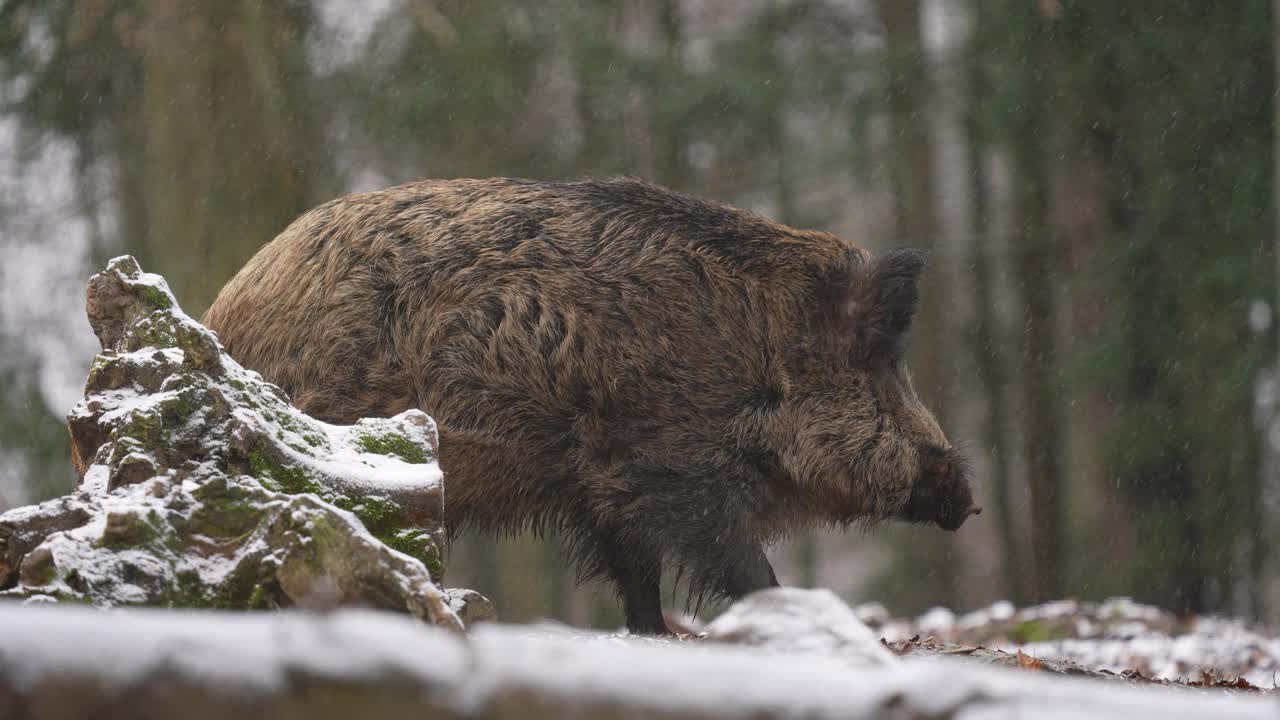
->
[1016, 650, 1045, 671]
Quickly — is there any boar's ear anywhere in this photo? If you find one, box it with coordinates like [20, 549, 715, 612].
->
[849, 248, 927, 362]
[809, 248, 926, 361]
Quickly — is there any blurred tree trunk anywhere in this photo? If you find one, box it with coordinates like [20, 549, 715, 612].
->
[1007, 8, 1066, 603]
[574, 1, 623, 177]
[963, 14, 1024, 603]
[656, 0, 688, 190]
[1264, 0, 1280, 623]
[875, 0, 957, 609]
[1048, 70, 1138, 604]
[1054, 5, 1274, 615]
[129, 2, 328, 314]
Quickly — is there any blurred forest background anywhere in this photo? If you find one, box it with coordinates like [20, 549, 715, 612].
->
[1, 0, 1277, 629]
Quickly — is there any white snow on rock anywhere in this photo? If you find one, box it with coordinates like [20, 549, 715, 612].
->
[703, 587, 896, 666]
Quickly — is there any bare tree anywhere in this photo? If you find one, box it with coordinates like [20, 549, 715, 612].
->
[1006, 8, 1066, 601]
[963, 5, 1024, 603]
[875, 0, 958, 607]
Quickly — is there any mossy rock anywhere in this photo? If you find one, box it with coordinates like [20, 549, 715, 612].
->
[0, 256, 476, 630]
[356, 432, 430, 465]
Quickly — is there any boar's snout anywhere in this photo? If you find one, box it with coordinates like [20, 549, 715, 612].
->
[903, 446, 981, 532]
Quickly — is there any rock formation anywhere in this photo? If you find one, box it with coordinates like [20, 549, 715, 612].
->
[0, 256, 491, 627]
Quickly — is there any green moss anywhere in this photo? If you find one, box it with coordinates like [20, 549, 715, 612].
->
[129, 318, 178, 348]
[269, 409, 329, 453]
[1010, 619, 1068, 644]
[19, 550, 58, 586]
[85, 356, 116, 389]
[246, 583, 273, 610]
[355, 432, 428, 464]
[293, 513, 340, 573]
[159, 387, 202, 425]
[100, 510, 164, 549]
[174, 325, 223, 371]
[172, 569, 210, 608]
[140, 285, 173, 309]
[216, 560, 266, 609]
[121, 409, 163, 446]
[29, 562, 57, 587]
[269, 408, 303, 434]
[188, 478, 266, 538]
[171, 561, 273, 611]
[63, 569, 87, 594]
[331, 495, 404, 532]
[248, 447, 321, 495]
[378, 528, 444, 578]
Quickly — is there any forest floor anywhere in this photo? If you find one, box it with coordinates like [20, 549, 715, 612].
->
[526, 594, 1280, 695]
[860, 597, 1280, 692]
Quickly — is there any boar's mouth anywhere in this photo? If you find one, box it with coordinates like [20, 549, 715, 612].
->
[935, 502, 982, 531]
[902, 449, 981, 531]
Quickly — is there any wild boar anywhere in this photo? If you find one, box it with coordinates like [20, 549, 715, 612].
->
[204, 177, 979, 634]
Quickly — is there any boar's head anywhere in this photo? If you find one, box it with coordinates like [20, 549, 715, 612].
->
[773, 248, 980, 532]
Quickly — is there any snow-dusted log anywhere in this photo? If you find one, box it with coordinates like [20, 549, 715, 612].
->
[0, 603, 1272, 720]
[0, 256, 491, 627]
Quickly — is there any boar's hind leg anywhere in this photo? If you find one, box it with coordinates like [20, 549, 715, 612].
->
[681, 539, 780, 609]
[719, 541, 780, 598]
[594, 527, 666, 635]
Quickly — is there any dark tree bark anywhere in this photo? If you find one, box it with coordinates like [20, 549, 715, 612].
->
[963, 10, 1024, 603]
[1007, 11, 1066, 602]
[875, 0, 958, 608]
[656, 0, 689, 190]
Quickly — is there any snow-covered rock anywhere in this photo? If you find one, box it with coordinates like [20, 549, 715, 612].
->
[703, 587, 896, 666]
[0, 256, 491, 627]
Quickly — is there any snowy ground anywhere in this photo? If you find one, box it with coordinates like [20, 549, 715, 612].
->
[440, 588, 1280, 698]
[1, 602, 1276, 719]
[857, 597, 1280, 690]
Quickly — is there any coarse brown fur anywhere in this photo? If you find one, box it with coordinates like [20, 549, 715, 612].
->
[204, 177, 978, 633]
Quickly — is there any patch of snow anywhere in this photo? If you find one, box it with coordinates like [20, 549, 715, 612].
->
[917, 605, 956, 635]
[853, 600, 891, 626]
[0, 604, 470, 694]
[872, 597, 1280, 689]
[703, 587, 896, 665]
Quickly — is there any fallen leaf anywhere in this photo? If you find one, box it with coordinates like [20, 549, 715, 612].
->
[1017, 650, 1045, 671]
